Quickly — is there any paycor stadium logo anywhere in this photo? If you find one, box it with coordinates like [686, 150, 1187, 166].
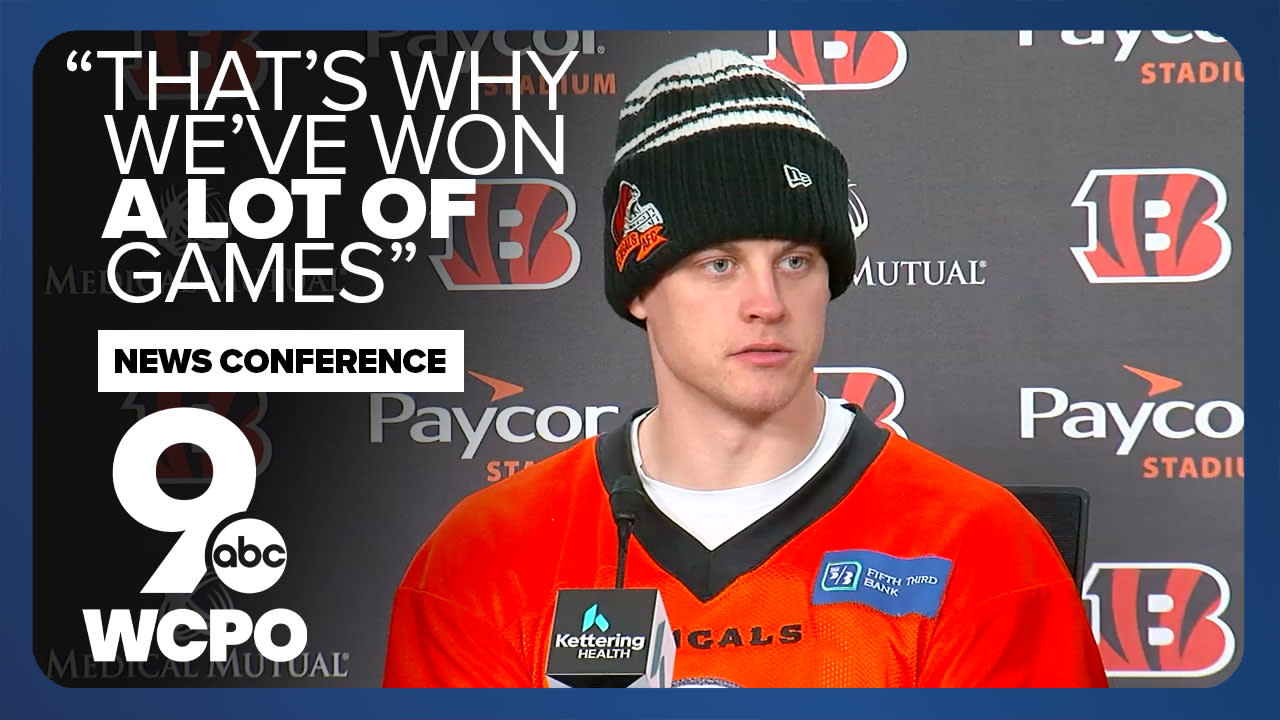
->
[371, 371, 620, 482]
[1016, 31, 1240, 86]
[1020, 365, 1242, 479]
[364, 31, 616, 98]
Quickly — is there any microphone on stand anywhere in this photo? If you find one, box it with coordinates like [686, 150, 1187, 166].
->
[544, 476, 676, 688]
[610, 480, 647, 589]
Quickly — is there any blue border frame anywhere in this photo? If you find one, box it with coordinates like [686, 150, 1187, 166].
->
[2, 1, 1273, 717]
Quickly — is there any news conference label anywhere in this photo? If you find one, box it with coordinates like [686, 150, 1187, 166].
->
[98, 329, 464, 392]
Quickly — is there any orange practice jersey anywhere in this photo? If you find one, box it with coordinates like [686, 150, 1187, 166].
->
[384, 408, 1108, 688]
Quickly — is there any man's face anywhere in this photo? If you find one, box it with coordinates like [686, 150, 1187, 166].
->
[629, 239, 830, 417]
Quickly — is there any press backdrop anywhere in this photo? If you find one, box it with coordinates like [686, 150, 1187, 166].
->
[33, 30, 1243, 688]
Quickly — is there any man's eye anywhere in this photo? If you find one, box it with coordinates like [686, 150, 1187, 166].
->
[783, 255, 809, 270]
[706, 258, 732, 273]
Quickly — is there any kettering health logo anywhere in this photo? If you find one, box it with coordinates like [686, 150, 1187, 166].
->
[582, 604, 610, 632]
[555, 603, 645, 660]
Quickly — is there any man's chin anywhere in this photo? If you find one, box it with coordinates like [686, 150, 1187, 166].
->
[714, 378, 811, 419]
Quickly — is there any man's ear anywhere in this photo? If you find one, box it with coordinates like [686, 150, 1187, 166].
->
[628, 294, 648, 322]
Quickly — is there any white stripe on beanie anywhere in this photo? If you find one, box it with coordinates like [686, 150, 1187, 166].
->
[620, 60, 805, 118]
[626, 109, 828, 158]
[615, 95, 818, 162]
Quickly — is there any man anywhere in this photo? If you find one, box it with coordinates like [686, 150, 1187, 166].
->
[383, 49, 1107, 688]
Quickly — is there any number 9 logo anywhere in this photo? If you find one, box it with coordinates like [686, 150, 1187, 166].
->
[113, 407, 258, 594]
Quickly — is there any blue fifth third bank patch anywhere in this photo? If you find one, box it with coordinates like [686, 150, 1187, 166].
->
[812, 549, 954, 618]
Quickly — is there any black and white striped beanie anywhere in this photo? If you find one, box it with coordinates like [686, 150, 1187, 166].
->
[603, 48, 859, 327]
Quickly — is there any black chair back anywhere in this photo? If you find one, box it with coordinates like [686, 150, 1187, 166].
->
[1007, 485, 1090, 586]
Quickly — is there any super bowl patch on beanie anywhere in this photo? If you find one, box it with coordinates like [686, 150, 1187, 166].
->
[603, 48, 862, 327]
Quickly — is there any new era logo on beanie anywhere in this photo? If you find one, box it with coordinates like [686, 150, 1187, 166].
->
[602, 49, 860, 327]
[784, 164, 813, 188]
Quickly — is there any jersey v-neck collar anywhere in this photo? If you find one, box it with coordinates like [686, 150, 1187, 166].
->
[595, 404, 890, 602]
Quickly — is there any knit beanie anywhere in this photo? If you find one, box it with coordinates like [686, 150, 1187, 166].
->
[603, 49, 860, 327]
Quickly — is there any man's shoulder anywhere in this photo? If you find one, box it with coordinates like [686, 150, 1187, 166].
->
[397, 436, 607, 595]
[442, 434, 605, 531]
[865, 433, 1026, 520]
[856, 433, 1074, 593]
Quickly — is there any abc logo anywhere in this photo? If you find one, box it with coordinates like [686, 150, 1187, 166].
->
[209, 518, 287, 594]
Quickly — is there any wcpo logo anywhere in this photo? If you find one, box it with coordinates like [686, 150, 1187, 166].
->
[1072, 168, 1231, 283]
[370, 371, 619, 482]
[1020, 365, 1243, 478]
[755, 31, 907, 90]
[1082, 562, 1234, 678]
[433, 179, 580, 290]
[814, 367, 907, 437]
[83, 408, 306, 665]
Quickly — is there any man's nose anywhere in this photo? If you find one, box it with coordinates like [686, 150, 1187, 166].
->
[739, 265, 786, 322]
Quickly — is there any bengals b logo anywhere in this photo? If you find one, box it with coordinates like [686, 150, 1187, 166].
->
[1082, 562, 1235, 678]
[430, 179, 580, 290]
[125, 31, 265, 102]
[813, 367, 907, 437]
[1071, 168, 1232, 283]
[754, 31, 907, 91]
[122, 392, 272, 483]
